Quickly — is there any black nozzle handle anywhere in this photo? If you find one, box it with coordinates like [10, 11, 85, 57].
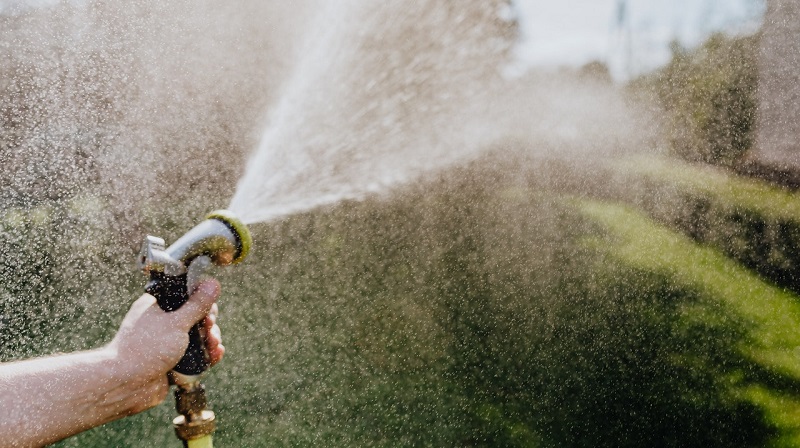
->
[145, 271, 210, 376]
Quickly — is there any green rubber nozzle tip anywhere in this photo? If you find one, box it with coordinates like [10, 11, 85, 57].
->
[206, 209, 252, 264]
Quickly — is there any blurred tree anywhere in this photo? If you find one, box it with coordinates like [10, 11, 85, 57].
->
[633, 33, 758, 167]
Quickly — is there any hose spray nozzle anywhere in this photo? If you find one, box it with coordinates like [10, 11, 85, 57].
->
[138, 209, 251, 446]
[139, 209, 251, 277]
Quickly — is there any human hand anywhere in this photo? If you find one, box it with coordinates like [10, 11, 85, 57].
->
[106, 279, 225, 413]
[0, 279, 226, 446]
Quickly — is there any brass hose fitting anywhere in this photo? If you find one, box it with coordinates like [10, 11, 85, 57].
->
[173, 381, 216, 444]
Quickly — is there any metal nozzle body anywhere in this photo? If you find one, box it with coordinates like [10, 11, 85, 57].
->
[139, 212, 249, 276]
[139, 209, 252, 309]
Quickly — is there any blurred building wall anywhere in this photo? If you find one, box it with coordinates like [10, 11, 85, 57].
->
[756, 0, 800, 168]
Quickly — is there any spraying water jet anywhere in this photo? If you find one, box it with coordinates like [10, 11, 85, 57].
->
[138, 209, 252, 448]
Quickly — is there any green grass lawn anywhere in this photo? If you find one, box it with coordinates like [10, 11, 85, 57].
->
[578, 199, 800, 447]
[603, 155, 800, 296]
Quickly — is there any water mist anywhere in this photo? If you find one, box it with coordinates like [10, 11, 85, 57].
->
[228, 1, 656, 224]
[229, 1, 517, 223]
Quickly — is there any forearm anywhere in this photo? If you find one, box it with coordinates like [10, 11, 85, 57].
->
[0, 346, 164, 447]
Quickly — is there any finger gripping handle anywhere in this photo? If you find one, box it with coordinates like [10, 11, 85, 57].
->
[146, 271, 210, 375]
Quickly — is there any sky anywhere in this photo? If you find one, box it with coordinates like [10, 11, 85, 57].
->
[510, 0, 766, 80]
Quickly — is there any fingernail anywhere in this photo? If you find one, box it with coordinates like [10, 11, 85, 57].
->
[211, 325, 222, 340]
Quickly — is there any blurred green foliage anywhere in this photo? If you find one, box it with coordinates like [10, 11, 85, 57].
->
[633, 33, 758, 166]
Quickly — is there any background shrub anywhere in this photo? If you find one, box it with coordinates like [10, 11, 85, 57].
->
[633, 33, 759, 167]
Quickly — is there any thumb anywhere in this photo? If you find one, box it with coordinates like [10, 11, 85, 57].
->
[173, 279, 221, 332]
